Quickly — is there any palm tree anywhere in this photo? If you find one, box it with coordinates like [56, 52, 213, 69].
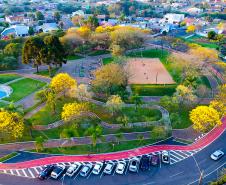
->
[60, 128, 79, 139]
[115, 132, 124, 144]
[131, 94, 142, 111]
[35, 136, 45, 152]
[85, 125, 103, 148]
[137, 134, 144, 145]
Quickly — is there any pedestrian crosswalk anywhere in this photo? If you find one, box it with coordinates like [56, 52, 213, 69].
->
[0, 149, 202, 179]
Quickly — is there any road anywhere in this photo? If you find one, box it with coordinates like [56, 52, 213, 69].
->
[0, 131, 225, 185]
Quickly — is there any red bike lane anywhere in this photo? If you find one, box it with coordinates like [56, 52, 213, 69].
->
[0, 117, 225, 170]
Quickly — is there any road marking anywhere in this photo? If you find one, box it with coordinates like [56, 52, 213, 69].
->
[32, 167, 39, 174]
[170, 158, 178, 164]
[171, 151, 186, 159]
[176, 151, 189, 157]
[170, 152, 183, 161]
[27, 169, 35, 178]
[159, 153, 162, 168]
[21, 169, 28, 177]
[125, 161, 129, 175]
[15, 170, 21, 176]
[10, 169, 14, 175]
[169, 171, 183, 178]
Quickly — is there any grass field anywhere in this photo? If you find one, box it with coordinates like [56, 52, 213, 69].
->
[67, 55, 84, 60]
[35, 68, 59, 77]
[171, 109, 192, 129]
[4, 78, 46, 102]
[31, 138, 160, 155]
[131, 84, 177, 96]
[0, 152, 18, 162]
[0, 74, 21, 84]
[88, 50, 110, 56]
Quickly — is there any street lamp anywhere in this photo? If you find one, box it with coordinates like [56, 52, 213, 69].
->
[191, 154, 204, 185]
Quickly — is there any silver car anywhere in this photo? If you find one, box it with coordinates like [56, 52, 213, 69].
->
[210, 150, 224, 161]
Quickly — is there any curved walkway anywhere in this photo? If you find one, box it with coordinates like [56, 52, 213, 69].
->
[0, 117, 225, 170]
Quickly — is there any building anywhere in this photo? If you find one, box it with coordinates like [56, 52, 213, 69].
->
[162, 13, 185, 25]
[1, 25, 29, 38]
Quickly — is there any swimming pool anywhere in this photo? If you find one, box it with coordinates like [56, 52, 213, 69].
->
[0, 85, 12, 99]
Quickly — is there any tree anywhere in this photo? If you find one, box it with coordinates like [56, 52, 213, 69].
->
[22, 36, 44, 73]
[111, 44, 125, 57]
[4, 43, 21, 58]
[159, 96, 179, 112]
[190, 106, 221, 132]
[85, 125, 103, 147]
[116, 114, 129, 127]
[35, 136, 45, 152]
[43, 35, 67, 76]
[209, 100, 226, 118]
[85, 15, 99, 30]
[186, 25, 196, 33]
[151, 126, 166, 140]
[50, 73, 77, 97]
[208, 31, 216, 40]
[46, 90, 57, 114]
[131, 94, 142, 111]
[0, 56, 18, 70]
[61, 102, 89, 122]
[54, 12, 61, 23]
[0, 111, 24, 139]
[216, 84, 226, 105]
[174, 85, 197, 107]
[92, 63, 127, 95]
[36, 11, 44, 20]
[76, 84, 92, 101]
[60, 127, 79, 139]
[28, 27, 34, 35]
[106, 95, 124, 115]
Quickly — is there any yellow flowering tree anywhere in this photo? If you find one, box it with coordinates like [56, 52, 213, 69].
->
[0, 111, 24, 139]
[76, 26, 91, 40]
[61, 102, 89, 122]
[209, 100, 226, 118]
[190, 106, 221, 132]
[106, 95, 124, 115]
[50, 73, 77, 97]
[186, 25, 196, 33]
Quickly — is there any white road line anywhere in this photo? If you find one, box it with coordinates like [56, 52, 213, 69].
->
[3, 170, 6, 173]
[184, 151, 193, 155]
[10, 170, 14, 175]
[170, 158, 178, 164]
[37, 166, 43, 171]
[171, 151, 186, 159]
[176, 151, 189, 157]
[21, 169, 28, 177]
[169, 171, 183, 178]
[28, 169, 35, 178]
[32, 167, 39, 174]
[15, 170, 21, 176]
[170, 152, 183, 161]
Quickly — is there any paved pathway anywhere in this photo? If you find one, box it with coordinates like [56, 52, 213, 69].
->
[0, 116, 224, 170]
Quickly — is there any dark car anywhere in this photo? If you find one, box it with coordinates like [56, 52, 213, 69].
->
[140, 155, 150, 171]
[151, 155, 159, 166]
[38, 165, 55, 180]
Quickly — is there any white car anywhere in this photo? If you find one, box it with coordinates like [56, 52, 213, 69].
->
[210, 150, 224, 161]
[103, 162, 115, 174]
[115, 161, 126, 175]
[51, 164, 66, 179]
[66, 162, 81, 177]
[80, 164, 92, 177]
[162, 151, 170, 164]
[92, 162, 103, 175]
[129, 158, 140, 172]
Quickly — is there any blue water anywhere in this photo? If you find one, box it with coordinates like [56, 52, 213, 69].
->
[0, 90, 7, 99]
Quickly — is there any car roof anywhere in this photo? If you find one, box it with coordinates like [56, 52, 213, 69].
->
[214, 150, 223, 155]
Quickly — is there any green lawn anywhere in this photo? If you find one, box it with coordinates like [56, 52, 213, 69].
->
[131, 84, 177, 96]
[35, 68, 59, 77]
[0, 102, 7, 108]
[200, 76, 211, 89]
[30, 138, 160, 155]
[88, 50, 110, 56]
[0, 74, 21, 84]
[0, 152, 18, 162]
[29, 98, 74, 126]
[185, 35, 219, 49]
[67, 55, 84, 60]
[4, 78, 46, 102]
[102, 57, 114, 65]
[170, 108, 192, 129]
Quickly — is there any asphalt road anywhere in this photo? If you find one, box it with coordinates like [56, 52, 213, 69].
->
[0, 132, 225, 185]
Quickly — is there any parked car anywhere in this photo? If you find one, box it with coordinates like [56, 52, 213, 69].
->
[129, 158, 140, 172]
[92, 162, 104, 175]
[66, 162, 81, 177]
[162, 151, 170, 164]
[210, 150, 224, 161]
[140, 155, 150, 171]
[38, 165, 55, 180]
[103, 162, 115, 175]
[51, 165, 66, 179]
[115, 161, 127, 175]
[80, 164, 92, 177]
[151, 155, 159, 166]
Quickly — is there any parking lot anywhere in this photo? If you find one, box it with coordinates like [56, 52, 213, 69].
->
[0, 149, 201, 181]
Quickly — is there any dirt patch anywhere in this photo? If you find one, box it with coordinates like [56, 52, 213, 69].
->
[125, 58, 175, 85]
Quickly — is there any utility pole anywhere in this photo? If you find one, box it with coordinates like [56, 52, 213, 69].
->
[191, 154, 203, 185]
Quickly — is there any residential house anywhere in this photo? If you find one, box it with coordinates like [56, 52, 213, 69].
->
[1, 25, 29, 38]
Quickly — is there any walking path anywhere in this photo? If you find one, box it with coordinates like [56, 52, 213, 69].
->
[0, 116, 225, 170]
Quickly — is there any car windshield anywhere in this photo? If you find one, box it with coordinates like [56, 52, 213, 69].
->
[95, 164, 101, 169]
[131, 161, 137, 165]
